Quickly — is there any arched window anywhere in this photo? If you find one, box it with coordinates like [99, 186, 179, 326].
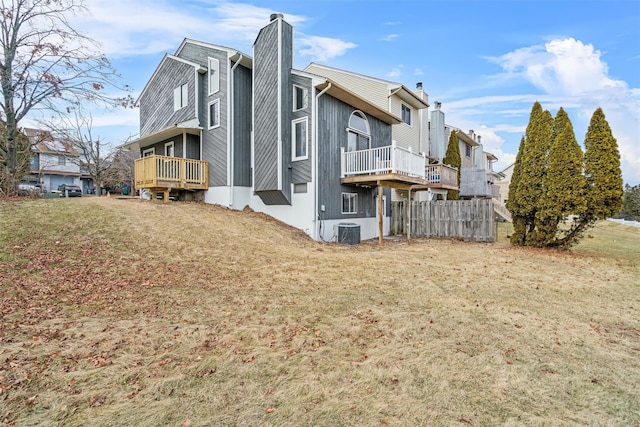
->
[347, 111, 370, 152]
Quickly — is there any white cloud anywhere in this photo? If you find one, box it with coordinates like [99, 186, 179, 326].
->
[452, 38, 640, 185]
[381, 34, 399, 42]
[298, 35, 357, 62]
[413, 68, 424, 76]
[387, 65, 404, 79]
[72, 0, 307, 57]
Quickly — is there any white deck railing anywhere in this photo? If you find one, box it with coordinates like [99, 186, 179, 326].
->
[341, 142, 426, 178]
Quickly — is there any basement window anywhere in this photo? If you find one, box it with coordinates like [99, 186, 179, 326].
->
[342, 193, 358, 214]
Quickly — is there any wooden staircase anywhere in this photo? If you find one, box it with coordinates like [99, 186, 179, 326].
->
[492, 199, 512, 222]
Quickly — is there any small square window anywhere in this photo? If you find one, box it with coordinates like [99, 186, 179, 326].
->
[294, 183, 307, 193]
[401, 104, 411, 125]
[342, 193, 358, 214]
[293, 85, 308, 111]
[209, 99, 220, 129]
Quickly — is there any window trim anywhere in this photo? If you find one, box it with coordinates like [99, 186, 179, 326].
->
[142, 147, 155, 157]
[292, 116, 308, 161]
[208, 57, 220, 96]
[465, 143, 472, 158]
[57, 154, 66, 166]
[208, 99, 221, 130]
[164, 141, 174, 157]
[341, 192, 358, 214]
[293, 85, 308, 112]
[401, 103, 412, 126]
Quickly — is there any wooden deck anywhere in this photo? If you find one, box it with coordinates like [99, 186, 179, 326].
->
[135, 155, 208, 201]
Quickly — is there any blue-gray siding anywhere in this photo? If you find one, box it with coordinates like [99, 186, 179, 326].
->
[291, 74, 312, 184]
[317, 94, 392, 219]
[233, 64, 252, 186]
[253, 18, 293, 205]
[140, 58, 196, 137]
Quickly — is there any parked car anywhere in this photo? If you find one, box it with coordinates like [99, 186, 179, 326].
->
[58, 184, 82, 197]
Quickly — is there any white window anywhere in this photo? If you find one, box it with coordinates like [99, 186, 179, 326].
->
[465, 143, 472, 158]
[57, 155, 66, 165]
[293, 85, 308, 111]
[165, 141, 174, 157]
[174, 83, 188, 111]
[292, 117, 308, 160]
[347, 111, 370, 152]
[142, 148, 155, 157]
[208, 58, 220, 95]
[342, 193, 358, 214]
[209, 99, 220, 129]
[401, 104, 411, 125]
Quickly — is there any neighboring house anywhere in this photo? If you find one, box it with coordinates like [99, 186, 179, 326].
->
[495, 162, 515, 205]
[23, 128, 81, 192]
[457, 130, 503, 200]
[128, 14, 447, 241]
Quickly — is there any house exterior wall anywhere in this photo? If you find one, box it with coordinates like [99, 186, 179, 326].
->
[291, 73, 313, 184]
[253, 17, 293, 205]
[233, 63, 253, 187]
[317, 93, 392, 220]
[389, 96, 420, 151]
[139, 58, 196, 137]
[176, 44, 231, 187]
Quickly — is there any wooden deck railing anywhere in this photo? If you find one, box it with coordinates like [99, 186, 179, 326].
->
[134, 155, 208, 190]
[341, 142, 426, 178]
[425, 163, 458, 188]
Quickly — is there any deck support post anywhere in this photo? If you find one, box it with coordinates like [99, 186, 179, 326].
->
[407, 188, 412, 240]
[378, 183, 383, 245]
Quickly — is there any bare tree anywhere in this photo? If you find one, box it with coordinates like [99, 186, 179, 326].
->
[0, 0, 132, 194]
[46, 111, 112, 196]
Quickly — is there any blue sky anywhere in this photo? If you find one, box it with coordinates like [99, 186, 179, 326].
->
[59, 0, 639, 184]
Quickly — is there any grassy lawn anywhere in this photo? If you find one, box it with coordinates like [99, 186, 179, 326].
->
[1, 197, 638, 426]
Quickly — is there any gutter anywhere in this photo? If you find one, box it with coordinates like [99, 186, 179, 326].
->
[229, 54, 244, 208]
[314, 82, 331, 241]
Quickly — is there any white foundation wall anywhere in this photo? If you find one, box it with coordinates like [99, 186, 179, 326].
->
[204, 186, 231, 206]
[249, 190, 316, 239]
[319, 217, 390, 242]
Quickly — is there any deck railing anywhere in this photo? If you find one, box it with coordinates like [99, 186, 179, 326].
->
[135, 155, 208, 190]
[341, 142, 426, 178]
[425, 163, 458, 187]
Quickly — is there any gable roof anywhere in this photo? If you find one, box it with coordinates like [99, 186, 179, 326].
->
[304, 62, 429, 109]
[136, 54, 205, 106]
[315, 79, 402, 125]
[23, 128, 79, 156]
[176, 39, 253, 68]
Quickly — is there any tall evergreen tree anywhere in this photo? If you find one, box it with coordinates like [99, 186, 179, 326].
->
[583, 108, 623, 220]
[509, 102, 553, 245]
[561, 107, 624, 244]
[536, 109, 586, 247]
[507, 136, 527, 245]
[443, 130, 461, 200]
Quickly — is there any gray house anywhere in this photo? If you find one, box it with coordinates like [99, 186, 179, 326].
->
[128, 14, 433, 242]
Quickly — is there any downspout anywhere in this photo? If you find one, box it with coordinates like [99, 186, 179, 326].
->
[314, 82, 331, 241]
[229, 54, 243, 208]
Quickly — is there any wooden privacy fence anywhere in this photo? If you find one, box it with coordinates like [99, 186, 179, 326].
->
[391, 199, 496, 242]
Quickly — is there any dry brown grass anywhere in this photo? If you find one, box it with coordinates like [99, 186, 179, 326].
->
[1, 197, 639, 426]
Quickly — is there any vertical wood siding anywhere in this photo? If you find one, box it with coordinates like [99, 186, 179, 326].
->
[253, 18, 293, 205]
[317, 94, 392, 220]
[233, 64, 253, 187]
[140, 59, 196, 137]
[291, 74, 312, 184]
